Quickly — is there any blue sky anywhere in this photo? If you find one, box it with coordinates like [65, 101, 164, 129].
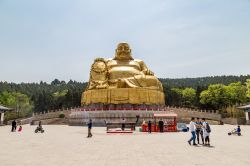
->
[0, 0, 250, 83]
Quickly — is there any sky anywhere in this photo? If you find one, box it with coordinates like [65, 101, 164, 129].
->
[0, 0, 250, 83]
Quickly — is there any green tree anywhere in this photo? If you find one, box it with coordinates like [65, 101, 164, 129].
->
[246, 79, 250, 99]
[226, 82, 247, 105]
[182, 88, 196, 107]
[170, 88, 183, 107]
[200, 84, 229, 110]
[0, 91, 33, 120]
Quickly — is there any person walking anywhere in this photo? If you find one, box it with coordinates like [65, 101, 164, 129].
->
[148, 120, 152, 133]
[188, 117, 197, 145]
[87, 119, 93, 138]
[202, 118, 211, 146]
[121, 118, 126, 131]
[195, 118, 204, 144]
[11, 120, 17, 132]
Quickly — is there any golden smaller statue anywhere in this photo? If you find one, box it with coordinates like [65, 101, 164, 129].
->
[82, 43, 165, 105]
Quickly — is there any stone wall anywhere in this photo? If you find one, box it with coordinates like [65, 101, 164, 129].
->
[31, 118, 68, 125]
[33, 109, 71, 120]
[222, 118, 246, 125]
[68, 107, 222, 126]
[7, 117, 34, 125]
[29, 106, 223, 126]
[167, 107, 221, 122]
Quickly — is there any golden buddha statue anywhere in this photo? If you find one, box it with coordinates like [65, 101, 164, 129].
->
[82, 43, 165, 105]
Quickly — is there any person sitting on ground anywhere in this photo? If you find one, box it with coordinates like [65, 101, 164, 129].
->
[37, 121, 43, 130]
[18, 125, 22, 132]
[236, 125, 241, 134]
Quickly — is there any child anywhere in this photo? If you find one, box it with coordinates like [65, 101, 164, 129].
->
[18, 125, 22, 132]
[236, 125, 241, 134]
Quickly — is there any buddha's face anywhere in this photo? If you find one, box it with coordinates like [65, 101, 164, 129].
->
[115, 43, 133, 60]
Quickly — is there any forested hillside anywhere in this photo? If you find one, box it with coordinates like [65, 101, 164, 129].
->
[159, 75, 250, 88]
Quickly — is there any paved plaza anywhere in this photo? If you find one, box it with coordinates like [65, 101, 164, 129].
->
[0, 125, 250, 166]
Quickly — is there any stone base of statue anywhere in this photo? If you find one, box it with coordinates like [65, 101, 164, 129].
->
[68, 105, 170, 126]
[82, 88, 165, 105]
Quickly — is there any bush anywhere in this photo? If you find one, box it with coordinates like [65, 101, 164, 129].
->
[59, 113, 65, 118]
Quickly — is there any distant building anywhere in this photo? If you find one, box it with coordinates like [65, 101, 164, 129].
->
[238, 104, 250, 125]
[0, 105, 12, 125]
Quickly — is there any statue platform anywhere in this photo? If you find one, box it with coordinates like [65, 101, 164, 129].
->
[69, 110, 174, 126]
[82, 88, 165, 105]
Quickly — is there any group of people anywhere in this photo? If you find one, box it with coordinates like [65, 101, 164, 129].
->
[11, 120, 22, 132]
[11, 120, 44, 133]
[144, 119, 165, 133]
[188, 117, 211, 146]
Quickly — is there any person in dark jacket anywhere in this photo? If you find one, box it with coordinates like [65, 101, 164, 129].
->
[11, 120, 17, 132]
[195, 118, 204, 144]
[87, 119, 93, 138]
[158, 119, 164, 132]
[148, 120, 152, 133]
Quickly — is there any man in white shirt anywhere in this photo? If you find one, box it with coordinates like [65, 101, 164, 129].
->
[188, 117, 197, 145]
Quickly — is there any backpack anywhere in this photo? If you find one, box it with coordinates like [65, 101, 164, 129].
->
[206, 123, 211, 133]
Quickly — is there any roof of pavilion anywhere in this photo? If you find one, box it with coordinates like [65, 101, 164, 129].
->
[0, 104, 12, 112]
[237, 104, 250, 109]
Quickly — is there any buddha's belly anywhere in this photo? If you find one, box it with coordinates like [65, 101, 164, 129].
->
[109, 66, 141, 80]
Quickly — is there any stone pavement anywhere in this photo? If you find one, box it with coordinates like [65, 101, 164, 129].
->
[0, 125, 249, 166]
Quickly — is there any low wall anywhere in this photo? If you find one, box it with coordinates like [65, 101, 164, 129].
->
[68, 109, 222, 126]
[7, 117, 34, 125]
[31, 118, 66, 125]
[222, 118, 246, 125]
[30, 106, 223, 126]
[33, 110, 70, 121]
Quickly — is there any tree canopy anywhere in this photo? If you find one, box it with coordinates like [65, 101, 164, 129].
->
[0, 76, 250, 119]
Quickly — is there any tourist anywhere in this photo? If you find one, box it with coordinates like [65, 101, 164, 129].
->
[11, 120, 17, 132]
[202, 118, 211, 146]
[188, 117, 197, 145]
[236, 125, 241, 134]
[121, 118, 126, 131]
[158, 119, 164, 132]
[87, 119, 93, 138]
[35, 121, 44, 133]
[148, 120, 152, 133]
[195, 118, 204, 144]
[18, 125, 22, 132]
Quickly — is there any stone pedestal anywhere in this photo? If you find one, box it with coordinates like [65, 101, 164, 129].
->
[69, 110, 174, 126]
[82, 88, 165, 105]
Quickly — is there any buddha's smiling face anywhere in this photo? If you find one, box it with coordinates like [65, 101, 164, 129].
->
[115, 43, 133, 60]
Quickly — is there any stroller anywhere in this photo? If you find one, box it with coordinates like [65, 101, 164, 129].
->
[228, 128, 241, 136]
